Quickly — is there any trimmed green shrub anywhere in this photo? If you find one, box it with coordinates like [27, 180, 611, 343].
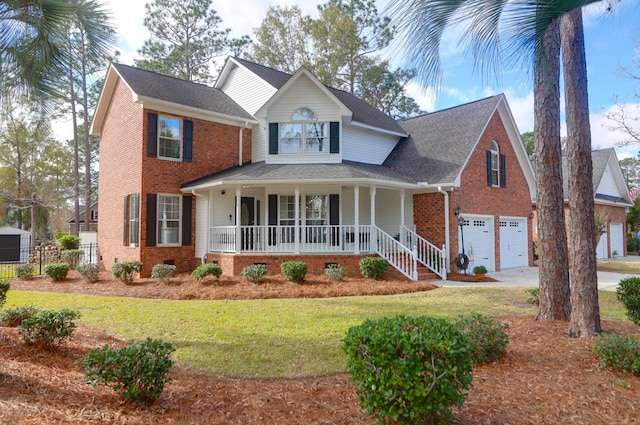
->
[241, 264, 267, 283]
[627, 237, 640, 252]
[0, 278, 10, 308]
[112, 260, 143, 284]
[616, 277, 640, 325]
[594, 333, 640, 375]
[18, 309, 80, 347]
[0, 305, 40, 327]
[281, 261, 307, 283]
[151, 264, 176, 284]
[343, 315, 473, 425]
[472, 265, 488, 275]
[82, 338, 175, 404]
[525, 287, 540, 306]
[61, 249, 83, 269]
[191, 263, 222, 283]
[456, 312, 509, 365]
[77, 263, 100, 283]
[325, 264, 346, 282]
[56, 233, 81, 250]
[43, 262, 70, 281]
[359, 257, 388, 280]
[15, 263, 35, 280]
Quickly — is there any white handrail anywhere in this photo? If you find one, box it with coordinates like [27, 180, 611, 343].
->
[373, 227, 418, 281]
[400, 225, 447, 280]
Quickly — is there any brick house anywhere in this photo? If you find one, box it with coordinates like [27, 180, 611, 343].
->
[532, 148, 632, 258]
[91, 57, 536, 279]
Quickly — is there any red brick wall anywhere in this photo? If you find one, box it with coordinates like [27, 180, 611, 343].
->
[414, 110, 534, 271]
[205, 253, 385, 277]
[97, 78, 252, 276]
[97, 79, 143, 271]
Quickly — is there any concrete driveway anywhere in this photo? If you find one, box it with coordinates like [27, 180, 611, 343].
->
[439, 258, 639, 292]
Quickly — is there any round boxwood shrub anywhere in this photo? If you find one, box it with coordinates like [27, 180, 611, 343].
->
[151, 263, 176, 284]
[616, 277, 640, 326]
[112, 260, 143, 284]
[18, 308, 80, 347]
[15, 263, 35, 280]
[0, 278, 10, 308]
[343, 315, 473, 425]
[43, 262, 70, 281]
[77, 263, 100, 283]
[241, 264, 267, 283]
[594, 333, 640, 375]
[456, 312, 509, 365]
[280, 261, 307, 283]
[359, 257, 388, 279]
[191, 263, 222, 284]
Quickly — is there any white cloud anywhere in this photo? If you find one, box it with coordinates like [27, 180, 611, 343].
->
[502, 90, 534, 133]
[405, 82, 436, 112]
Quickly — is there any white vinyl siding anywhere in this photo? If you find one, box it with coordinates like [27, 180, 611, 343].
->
[342, 125, 400, 165]
[219, 65, 276, 115]
[596, 165, 620, 198]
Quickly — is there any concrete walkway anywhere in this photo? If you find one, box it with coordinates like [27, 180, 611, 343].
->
[439, 257, 639, 292]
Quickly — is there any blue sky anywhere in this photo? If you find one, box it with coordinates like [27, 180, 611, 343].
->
[94, 0, 640, 160]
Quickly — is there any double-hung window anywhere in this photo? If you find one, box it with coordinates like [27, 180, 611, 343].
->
[157, 194, 181, 246]
[487, 140, 506, 188]
[279, 108, 329, 154]
[158, 116, 182, 160]
[123, 193, 139, 246]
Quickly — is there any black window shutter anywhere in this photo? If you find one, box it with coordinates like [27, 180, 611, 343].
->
[183, 119, 193, 162]
[500, 154, 507, 188]
[146, 193, 157, 247]
[148, 113, 158, 157]
[123, 195, 129, 246]
[268, 194, 277, 246]
[329, 193, 339, 246]
[330, 121, 339, 153]
[182, 195, 192, 246]
[269, 123, 279, 154]
[486, 150, 492, 186]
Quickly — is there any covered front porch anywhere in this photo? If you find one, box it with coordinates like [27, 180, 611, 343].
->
[183, 162, 447, 280]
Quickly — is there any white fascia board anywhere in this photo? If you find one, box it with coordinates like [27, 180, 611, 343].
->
[348, 120, 408, 138]
[137, 97, 258, 127]
[90, 65, 132, 136]
[183, 177, 420, 192]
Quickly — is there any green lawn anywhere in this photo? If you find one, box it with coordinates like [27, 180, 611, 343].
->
[4, 288, 628, 378]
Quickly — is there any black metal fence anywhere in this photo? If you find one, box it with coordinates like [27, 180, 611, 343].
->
[0, 243, 98, 279]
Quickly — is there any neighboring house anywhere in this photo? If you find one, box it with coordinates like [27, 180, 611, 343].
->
[532, 148, 632, 259]
[67, 202, 99, 234]
[91, 57, 536, 279]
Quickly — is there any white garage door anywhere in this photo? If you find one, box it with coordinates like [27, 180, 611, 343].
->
[500, 218, 527, 269]
[596, 233, 607, 259]
[460, 216, 494, 272]
[610, 222, 624, 256]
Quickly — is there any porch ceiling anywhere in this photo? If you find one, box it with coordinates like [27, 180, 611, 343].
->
[181, 161, 419, 191]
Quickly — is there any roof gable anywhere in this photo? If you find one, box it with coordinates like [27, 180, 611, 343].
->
[91, 63, 255, 136]
[224, 57, 406, 136]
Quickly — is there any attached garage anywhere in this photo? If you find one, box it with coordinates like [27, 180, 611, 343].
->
[596, 234, 607, 259]
[499, 217, 528, 269]
[0, 227, 31, 263]
[460, 215, 494, 272]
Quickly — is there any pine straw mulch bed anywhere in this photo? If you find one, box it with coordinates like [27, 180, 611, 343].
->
[3, 272, 640, 424]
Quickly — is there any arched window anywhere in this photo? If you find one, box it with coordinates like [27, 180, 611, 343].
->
[279, 107, 329, 154]
[487, 140, 506, 188]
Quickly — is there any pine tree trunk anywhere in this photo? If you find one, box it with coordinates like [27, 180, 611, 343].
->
[562, 8, 601, 337]
[534, 18, 571, 320]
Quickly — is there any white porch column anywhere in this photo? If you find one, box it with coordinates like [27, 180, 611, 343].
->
[400, 189, 406, 246]
[294, 186, 300, 254]
[235, 185, 241, 254]
[370, 185, 377, 252]
[354, 185, 360, 255]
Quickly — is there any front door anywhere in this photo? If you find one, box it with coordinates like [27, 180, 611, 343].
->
[240, 197, 255, 250]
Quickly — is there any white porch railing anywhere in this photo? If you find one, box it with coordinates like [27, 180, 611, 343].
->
[400, 226, 447, 280]
[373, 227, 418, 281]
[209, 225, 373, 254]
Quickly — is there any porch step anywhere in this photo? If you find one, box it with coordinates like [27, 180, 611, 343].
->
[385, 264, 438, 281]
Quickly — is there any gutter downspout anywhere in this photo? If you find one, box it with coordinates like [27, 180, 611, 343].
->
[239, 121, 248, 167]
[191, 189, 208, 264]
[438, 186, 451, 272]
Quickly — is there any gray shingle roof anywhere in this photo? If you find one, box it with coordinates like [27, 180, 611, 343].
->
[561, 148, 632, 205]
[112, 63, 254, 121]
[182, 161, 417, 189]
[384, 95, 503, 184]
[232, 57, 406, 135]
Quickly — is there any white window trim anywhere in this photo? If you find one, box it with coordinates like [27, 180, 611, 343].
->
[279, 107, 330, 155]
[490, 140, 500, 187]
[157, 193, 182, 247]
[129, 194, 139, 247]
[158, 115, 183, 161]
